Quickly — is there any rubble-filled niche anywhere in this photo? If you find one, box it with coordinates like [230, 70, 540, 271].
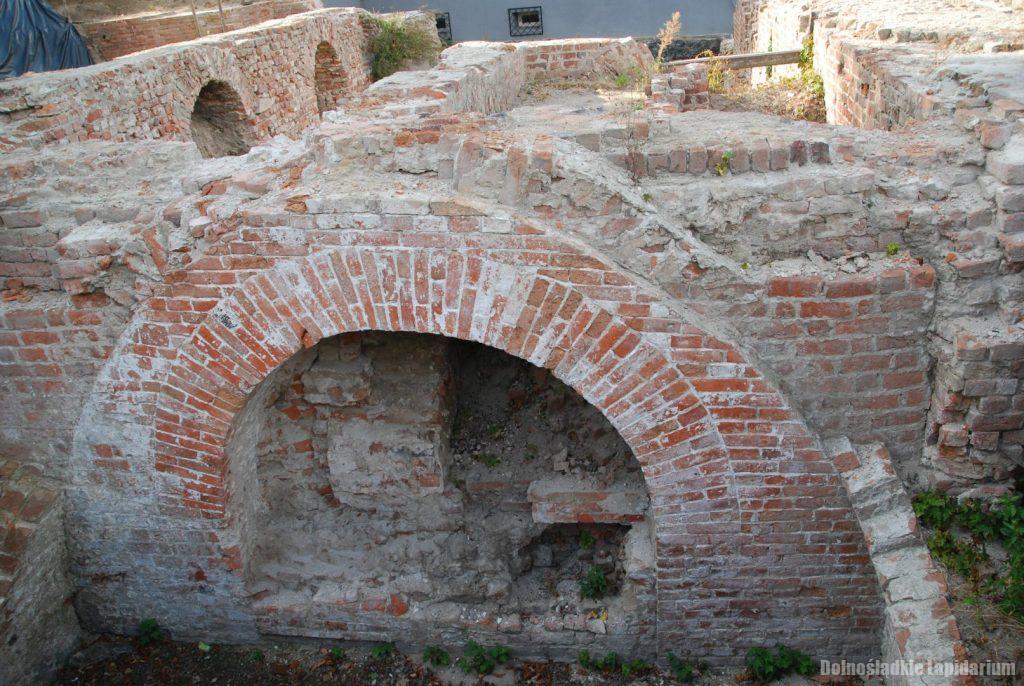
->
[188, 80, 254, 158]
[240, 332, 656, 656]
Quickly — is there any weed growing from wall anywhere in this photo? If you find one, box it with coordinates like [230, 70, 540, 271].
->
[913, 491, 1024, 620]
[368, 16, 441, 81]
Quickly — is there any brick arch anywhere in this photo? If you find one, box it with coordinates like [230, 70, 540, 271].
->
[152, 242, 882, 659]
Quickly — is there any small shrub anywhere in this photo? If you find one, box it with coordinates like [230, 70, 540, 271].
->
[423, 645, 450, 667]
[369, 16, 441, 81]
[614, 73, 631, 89]
[248, 649, 264, 662]
[578, 649, 593, 668]
[370, 642, 395, 659]
[696, 49, 726, 93]
[197, 642, 211, 653]
[137, 618, 163, 646]
[457, 641, 511, 675]
[579, 566, 609, 599]
[330, 646, 346, 660]
[745, 645, 815, 682]
[912, 490, 958, 529]
[927, 529, 987, 581]
[667, 652, 705, 682]
[885, 242, 900, 257]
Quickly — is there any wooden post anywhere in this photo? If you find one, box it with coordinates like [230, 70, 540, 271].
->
[189, 0, 202, 37]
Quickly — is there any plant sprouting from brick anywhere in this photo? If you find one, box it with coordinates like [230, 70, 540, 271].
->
[368, 16, 441, 81]
[137, 618, 163, 646]
[248, 649, 264, 662]
[667, 653, 707, 683]
[370, 642, 396, 659]
[654, 11, 681, 71]
[197, 641, 212, 653]
[580, 650, 623, 672]
[912, 490, 958, 529]
[741, 261, 750, 270]
[457, 641, 511, 675]
[423, 645, 451, 667]
[620, 658, 651, 677]
[912, 490, 1024, 618]
[715, 151, 733, 176]
[696, 49, 726, 93]
[642, 192, 654, 203]
[745, 645, 815, 682]
[330, 646, 346, 660]
[885, 242, 900, 256]
[578, 529, 596, 550]
[614, 72, 631, 89]
[798, 37, 825, 99]
[474, 453, 500, 468]
[579, 565, 609, 599]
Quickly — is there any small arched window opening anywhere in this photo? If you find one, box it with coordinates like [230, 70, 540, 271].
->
[189, 80, 254, 158]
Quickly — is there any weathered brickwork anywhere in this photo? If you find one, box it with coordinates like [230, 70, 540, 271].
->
[727, 0, 1023, 490]
[0, 8, 381, 151]
[3, 0, 1022, 676]
[76, 0, 321, 60]
[827, 440, 970, 686]
[0, 462, 80, 686]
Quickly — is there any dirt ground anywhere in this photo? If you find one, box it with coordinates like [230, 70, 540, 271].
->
[53, 635, 829, 686]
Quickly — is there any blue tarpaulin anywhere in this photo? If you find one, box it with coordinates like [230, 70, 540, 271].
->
[1, 0, 92, 79]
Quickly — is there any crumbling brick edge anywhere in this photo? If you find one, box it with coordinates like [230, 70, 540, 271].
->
[826, 438, 974, 686]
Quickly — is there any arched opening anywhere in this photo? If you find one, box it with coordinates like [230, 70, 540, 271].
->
[313, 41, 347, 116]
[234, 331, 655, 657]
[188, 80, 253, 158]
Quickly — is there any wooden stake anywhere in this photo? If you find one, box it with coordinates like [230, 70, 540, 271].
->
[189, 0, 202, 37]
[217, 0, 227, 32]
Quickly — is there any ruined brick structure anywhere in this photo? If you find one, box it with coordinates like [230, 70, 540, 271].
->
[1, 1, 1021, 684]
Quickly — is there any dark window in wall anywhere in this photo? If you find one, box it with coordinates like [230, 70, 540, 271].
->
[435, 11, 452, 44]
[508, 6, 543, 37]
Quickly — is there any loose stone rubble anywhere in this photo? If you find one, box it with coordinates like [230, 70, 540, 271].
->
[0, 0, 1022, 683]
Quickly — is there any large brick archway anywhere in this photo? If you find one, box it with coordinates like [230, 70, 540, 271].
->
[142, 240, 882, 660]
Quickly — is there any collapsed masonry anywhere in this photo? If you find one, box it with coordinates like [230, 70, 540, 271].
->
[0, 1, 1021, 684]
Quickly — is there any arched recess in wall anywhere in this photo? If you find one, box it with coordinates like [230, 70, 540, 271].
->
[313, 41, 347, 116]
[189, 80, 255, 158]
[145, 244, 881, 659]
[235, 330, 657, 653]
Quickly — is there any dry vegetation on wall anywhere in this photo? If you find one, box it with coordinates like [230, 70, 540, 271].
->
[704, 38, 826, 122]
[367, 15, 442, 80]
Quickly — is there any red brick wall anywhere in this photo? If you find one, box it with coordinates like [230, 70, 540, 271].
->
[0, 8, 374, 152]
[77, 0, 320, 60]
[62, 204, 882, 662]
[701, 266, 936, 470]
